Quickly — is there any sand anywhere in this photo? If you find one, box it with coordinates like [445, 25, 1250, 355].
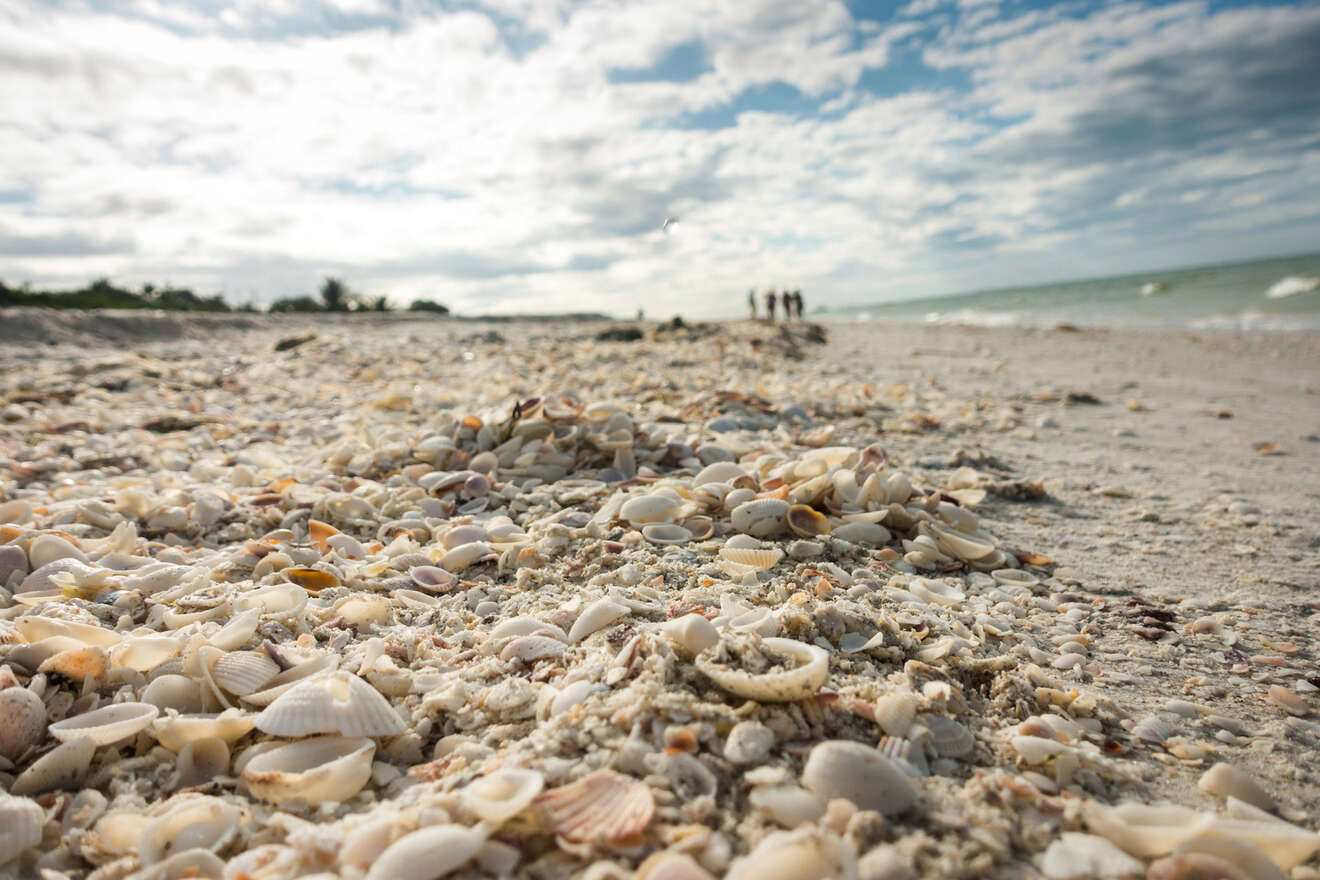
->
[0, 309, 1317, 879]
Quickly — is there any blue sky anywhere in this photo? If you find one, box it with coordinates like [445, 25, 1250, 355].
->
[0, 0, 1317, 316]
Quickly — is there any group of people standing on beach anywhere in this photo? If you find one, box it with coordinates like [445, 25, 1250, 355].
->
[749, 288, 805, 322]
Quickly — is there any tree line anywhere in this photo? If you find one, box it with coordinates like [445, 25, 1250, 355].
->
[0, 277, 449, 315]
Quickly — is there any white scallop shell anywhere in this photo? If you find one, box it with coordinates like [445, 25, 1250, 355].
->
[801, 739, 919, 816]
[10, 736, 96, 795]
[641, 523, 693, 545]
[0, 792, 45, 865]
[242, 735, 375, 804]
[460, 768, 545, 824]
[364, 824, 488, 880]
[658, 614, 720, 655]
[240, 653, 339, 707]
[49, 702, 158, 747]
[718, 547, 783, 569]
[139, 795, 241, 867]
[568, 598, 630, 643]
[536, 769, 655, 844]
[439, 541, 494, 572]
[211, 651, 281, 697]
[255, 671, 406, 738]
[730, 499, 790, 537]
[153, 709, 257, 752]
[695, 637, 829, 702]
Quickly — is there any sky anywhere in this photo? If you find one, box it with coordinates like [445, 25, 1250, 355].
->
[1, 0, 1318, 317]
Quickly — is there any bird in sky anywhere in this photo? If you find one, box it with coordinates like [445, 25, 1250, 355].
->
[662, 216, 679, 232]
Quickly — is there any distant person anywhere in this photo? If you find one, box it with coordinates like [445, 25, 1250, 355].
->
[784, 290, 796, 320]
[794, 289, 805, 320]
[748, 289, 757, 320]
[765, 289, 777, 322]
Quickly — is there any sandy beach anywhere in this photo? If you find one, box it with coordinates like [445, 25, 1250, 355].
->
[0, 310, 1317, 879]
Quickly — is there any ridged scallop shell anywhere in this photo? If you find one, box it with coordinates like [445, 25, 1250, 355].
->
[537, 769, 655, 843]
[920, 713, 974, 757]
[364, 825, 487, 880]
[786, 504, 831, 537]
[212, 651, 281, 697]
[283, 568, 339, 593]
[619, 493, 679, 525]
[695, 637, 829, 702]
[11, 736, 95, 796]
[730, 499, 790, 537]
[641, 523, 693, 545]
[241, 654, 339, 707]
[568, 598, 630, 643]
[878, 735, 929, 777]
[153, 709, 257, 752]
[460, 767, 545, 824]
[0, 792, 45, 865]
[255, 671, 405, 738]
[717, 547, 783, 570]
[49, 702, 158, 747]
[439, 541, 494, 572]
[872, 691, 919, 738]
[242, 735, 375, 804]
[658, 614, 720, 655]
[139, 795, 241, 867]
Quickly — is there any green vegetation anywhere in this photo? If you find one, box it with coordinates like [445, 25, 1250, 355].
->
[407, 298, 450, 314]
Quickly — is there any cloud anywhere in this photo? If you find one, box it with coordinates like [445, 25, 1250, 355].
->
[0, 229, 135, 257]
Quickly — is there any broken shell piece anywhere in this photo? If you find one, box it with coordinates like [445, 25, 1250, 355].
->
[907, 577, 965, 608]
[364, 824, 487, 880]
[1198, 763, 1274, 812]
[175, 738, 230, 790]
[1039, 832, 1145, 880]
[537, 769, 655, 844]
[500, 635, 566, 663]
[282, 568, 339, 593]
[49, 701, 158, 746]
[1081, 801, 1211, 858]
[696, 637, 829, 702]
[11, 735, 96, 796]
[38, 645, 108, 682]
[1266, 685, 1308, 716]
[15, 616, 122, 648]
[153, 709, 257, 752]
[619, 493, 680, 525]
[568, 598, 630, 643]
[659, 614, 719, 656]
[139, 795, 241, 867]
[255, 671, 405, 738]
[801, 739, 919, 816]
[141, 675, 205, 714]
[439, 541, 494, 572]
[871, 691, 918, 738]
[749, 785, 826, 827]
[725, 827, 857, 880]
[111, 635, 183, 672]
[921, 714, 974, 757]
[242, 735, 375, 804]
[460, 768, 545, 824]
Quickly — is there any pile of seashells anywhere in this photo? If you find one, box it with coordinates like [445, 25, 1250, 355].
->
[0, 321, 1316, 880]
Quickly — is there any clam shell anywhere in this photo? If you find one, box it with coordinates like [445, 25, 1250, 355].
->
[695, 637, 829, 702]
[11, 735, 95, 796]
[500, 635, 566, 663]
[410, 565, 458, 592]
[801, 739, 919, 815]
[283, 567, 339, 593]
[537, 769, 655, 844]
[212, 651, 281, 697]
[692, 461, 745, 486]
[28, 533, 87, 570]
[439, 541, 494, 572]
[234, 584, 307, 624]
[364, 824, 487, 880]
[786, 504, 831, 537]
[441, 524, 488, 549]
[641, 523, 693, 545]
[139, 795, 241, 867]
[0, 792, 45, 865]
[49, 702, 158, 747]
[718, 546, 783, 570]
[242, 735, 375, 804]
[568, 598, 630, 643]
[460, 767, 545, 824]
[255, 671, 406, 738]
[153, 709, 257, 752]
[730, 498, 790, 537]
[111, 635, 183, 672]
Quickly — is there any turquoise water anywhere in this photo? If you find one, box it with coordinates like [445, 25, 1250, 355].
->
[825, 252, 1320, 332]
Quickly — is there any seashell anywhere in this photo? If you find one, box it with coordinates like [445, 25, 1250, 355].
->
[234, 584, 307, 624]
[658, 614, 720, 656]
[18, 557, 99, 595]
[919, 713, 974, 757]
[175, 737, 230, 790]
[212, 651, 281, 697]
[111, 635, 183, 672]
[641, 523, 693, 545]
[153, 709, 257, 752]
[206, 608, 260, 652]
[241, 654, 339, 706]
[696, 637, 829, 702]
[619, 494, 679, 525]
[334, 593, 391, 627]
[441, 524, 488, 549]
[929, 523, 996, 561]
[537, 768, 655, 844]
[142, 675, 205, 714]
[282, 567, 339, 593]
[680, 515, 715, 540]
[489, 616, 569, 642]
[692, 461, 745, 486]
[786, 504, 831, 537]
[1167, 838, 1287, 880]
[801, 739, 919, 815]
[878, 735, 929, 777]
[730, 498, 790, 537]
[0, 792, 45, 866]
[439, 541, 494, 572]
[1198, 763, 1274, 812]
[410, 565, 458, 592]
[907, 577, 965, 608]
[718, 546, 783, 569]
[15, 615, 122, 648]
[568, 598, 630, 643]
[1266, 685, 1308, 716]
[1196, 816, 1320, 871]
[11, 735, 96, 796]
[365, 824, 487, 880]
[255, 671, 406, 737]
[139, 795, 241, 867]
[242, 735, 375, 804]
[500, 635, 566, 663]
[831, 521, 890, 545]
[886, 472, 913, 503]
[1081, 801, 1211, 858]
[725, 827, 857, 880]
[39, 644, 109, 682]
[460, 767, 544, 824]
[991, 568, 1039, 588]
[1010, 735, 1070, 764]
[0, 686, 48, 760]
[635, 852, 718, 880]
[1131, 715, 1177, 745]
[724, 720, 776, 765]
[872, 691, 918, 738]
[49, 701, 158, 746]
[749, 785, 826, 827]
[28, 533, 88, 570]
[1039, 833, 1145, 880]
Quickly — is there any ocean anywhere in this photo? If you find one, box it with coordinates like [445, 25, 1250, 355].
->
[825, 252, 1320, 332]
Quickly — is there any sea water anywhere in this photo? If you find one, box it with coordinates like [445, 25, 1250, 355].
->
[828, 252, 1320, 332]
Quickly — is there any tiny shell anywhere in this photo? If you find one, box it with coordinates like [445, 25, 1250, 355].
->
[619, 494, 680, 525]
[568, 598, 630, 643]
[920, 714, 974, 758]
[255, 671, 406, 738]
[832, 521, 890, 545]
[928, 523, 996, 561]
[537, 769, 655, 843]
[365, 824, 487, 880]
[500, 635, 566, 663]
[801, 739, 919, 816]
[141, 675, 205, 714]
[439, 541, 494, 572]
[242, 735, 375, 804]
[641, 523, 693, 545]
[460, 767, 545, 824]
[658, 614, 720, 656]
[696, 637, 829, 702]
[49, 701, 158, 746]
[410, 565, 458, 592]
[907, 578, 965, 608]
[0, 792, 44, 866]
[749, 785, 826, 827]
[175, 737, 230, 790]
[717, 546, 783, 569]
[636, 853, 718, 880]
